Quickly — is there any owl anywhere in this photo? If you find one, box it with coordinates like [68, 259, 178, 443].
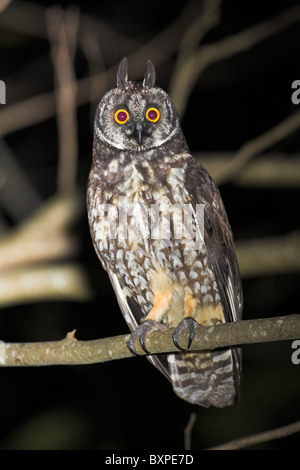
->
[87, 57, 243, 407]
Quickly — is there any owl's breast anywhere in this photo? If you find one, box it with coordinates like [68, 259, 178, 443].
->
[88, 154, 190, 254]
[87, 151, 219, 316]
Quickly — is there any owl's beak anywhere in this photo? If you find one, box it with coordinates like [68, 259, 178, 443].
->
[136, 123, 143, 146]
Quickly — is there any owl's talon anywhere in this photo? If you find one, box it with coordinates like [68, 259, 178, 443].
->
[127, 319, 167, 355]
[172, 317, 199, 351]
[127, 339, 141, 356]
[139, 335, 150, 354]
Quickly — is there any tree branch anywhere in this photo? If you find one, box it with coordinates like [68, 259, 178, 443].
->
[170, 4, 300, 117]
[213, 110, 300, 185]
[236, 232, 300, 278]
[0, 263, 92, 308]
[0, 1, 196, 137]
[209, 420, 300, 450]
[0, 0, 12, 15]
[197, 153, 300, 188]
[46, 5, 79, 195]
[0, 315, 299, 367]
[184, 412, 197, 451]
[0, 194, 82, 271]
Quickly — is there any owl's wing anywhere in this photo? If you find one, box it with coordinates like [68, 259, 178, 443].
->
[106, 268, 172, 382]
[185, 157, 243, 395]
[186, 157, 243, 322]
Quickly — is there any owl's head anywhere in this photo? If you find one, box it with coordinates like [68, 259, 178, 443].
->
[94, 58, 181, 151]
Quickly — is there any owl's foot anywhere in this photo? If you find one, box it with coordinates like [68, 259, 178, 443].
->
[172, 317, 199, 351]
[127, 320, 168, 355]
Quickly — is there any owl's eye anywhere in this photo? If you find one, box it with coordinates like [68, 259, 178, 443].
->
[146, 107, 160, 123]
[114, 109, 129, 125]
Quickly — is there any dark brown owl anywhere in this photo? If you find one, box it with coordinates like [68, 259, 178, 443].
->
[87, 57, 243, 407]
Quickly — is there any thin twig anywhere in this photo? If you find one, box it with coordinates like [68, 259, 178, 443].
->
[0, 2, 196, 137]
[169, 0, 222, 114]
[0, 91, 55, 137]
[198, 153, 300, 188]
[213, 111, 300, 185]
[46, 6, 79, 194]
[209, 420, 300, 450]
[170, 4, 300, 117]
[171, 0, 222, 78]
[80, 31, 108, 105]
[0, 315, 299, 367]
[184, 413, 197, 451]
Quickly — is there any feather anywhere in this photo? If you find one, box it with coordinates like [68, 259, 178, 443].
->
[106, 268, 171, 382]
[185, 157, 243, 403]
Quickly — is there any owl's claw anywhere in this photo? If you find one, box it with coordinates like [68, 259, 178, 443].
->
[127, 319, 168, 355]
[172, 317, 199, 351]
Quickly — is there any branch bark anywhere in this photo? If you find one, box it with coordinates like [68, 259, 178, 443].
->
[0, 315, 299, 367]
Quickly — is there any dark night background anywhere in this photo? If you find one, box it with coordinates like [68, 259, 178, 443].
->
[0, 0, 299, 450]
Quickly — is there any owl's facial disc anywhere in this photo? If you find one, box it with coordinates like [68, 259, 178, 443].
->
[95, 85, 180, 151]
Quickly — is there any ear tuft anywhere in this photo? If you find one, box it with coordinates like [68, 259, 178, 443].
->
[117, 57, 129, 89]
[143, 60, 156, 89]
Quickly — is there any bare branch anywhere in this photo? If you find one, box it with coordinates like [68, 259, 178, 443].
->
[209, 420, 300, 450]
[170, 4, 300, 117]
[0, 193, 89, 308]
[197, 153, 300, 188]
[0, 91, 56, 137]
[236, 232, 300, 278]
[80, 31, 108, 105]
[184, 413, 197, 451]
[0, 315, 299, 367]
[0, 0, 12, 15]
[46, 6, 79, 194]
[0, 2, 196, 137]
[0, 263, 92, 308]
[0, 194, 82, 271]
[169, 0, 221, 113]
[213, 111, 300, 185]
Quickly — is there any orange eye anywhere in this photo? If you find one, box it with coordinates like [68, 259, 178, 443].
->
[146, 107, 160, 123]
[114, 109, 129, 124]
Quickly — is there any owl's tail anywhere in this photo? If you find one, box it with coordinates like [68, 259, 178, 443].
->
[167, 348, 240, 408]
